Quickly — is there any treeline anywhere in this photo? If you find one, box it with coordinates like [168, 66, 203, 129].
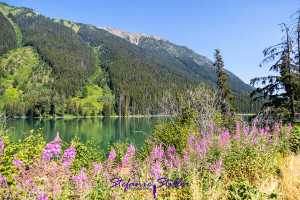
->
[0, 12, 17, 55]
[4, 92, 110, 118]
[8, 9, 96, 97]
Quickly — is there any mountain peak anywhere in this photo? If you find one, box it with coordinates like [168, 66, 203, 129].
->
[97, 27, 164, 45]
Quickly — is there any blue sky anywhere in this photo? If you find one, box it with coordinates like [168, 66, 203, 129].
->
[2, 0, 299, 85]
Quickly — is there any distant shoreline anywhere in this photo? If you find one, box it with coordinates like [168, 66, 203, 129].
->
[7, 113, 257, 119]
[10, 115, 169, 119]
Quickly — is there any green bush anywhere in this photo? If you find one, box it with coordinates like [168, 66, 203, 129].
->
[71, 136, 104, 172]
[151, 108, 195, 155]
[228, 180, 260, 200]
[290, 125, 300, 153]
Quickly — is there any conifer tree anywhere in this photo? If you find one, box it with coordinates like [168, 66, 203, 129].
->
[251, 23, 299, 121]
[213, 49, 236, 117]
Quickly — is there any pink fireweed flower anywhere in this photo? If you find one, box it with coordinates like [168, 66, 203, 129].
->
[108, 150, 116, 160]
[167, 146, 176, 155]
[200, 131, 205, 137]
[195, 143, 200, 149]
[205, 163, 213, 168]
[103, 172, 109, 178]
[209, 126, 214, 134]
[206, 158, 224, 174]
[218, 131, 230, 147]
[151, 145, 164, 159]
[151, 163, 163, 178]
[122, 155, 130, 166]
[184, 156, 189, 165]
[287, 123, 292, 130]
[50, 165, 57, 172]
[61, 145, 75, 162]
[92, 163, 102, 171]
[243, 128, 248, 136]
[279, 120, 283, 124]
[174, 156, 180, 167]
[13, 159, 24, 168]
[268, 139, 272, 143]
[127, 145, 135, 156]
[37, 193, 49, 200]
[261, 149, 266, 153]
[183, 149, 187, 154]
[62, 160, 72, 168]
[72, 171, 87, 182]
[201, 138, 207, 148]
[0, 138, 4, 154]
[266, 126, 270, 132]
[0, 175, 6, 184]
[274, 122, 280, 132]
[81, 167, 87, 173]
[116, 167, 120, 173]
[187, 139, 192, 145]
[259, 129, 264, 134]
[190, 135, 195, 140]
[196, 148, 201, 154]
[236, 123, 240, 134]
[251, 139, 258, 146]
[134, 163, 139, 168]
[0, 138, 4, 148]
[217, 128, 221, 132]
[254, 117, 259, 123]
[42, 143, 61, 161]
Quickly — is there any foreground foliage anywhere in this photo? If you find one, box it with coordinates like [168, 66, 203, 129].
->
[0, 118, 298, 199]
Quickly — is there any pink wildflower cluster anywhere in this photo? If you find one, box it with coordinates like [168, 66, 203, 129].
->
[108, 150, 116, 160]
[151, 163, 163, 178]
[206, 158, 224, 175]
[0, 138, 4, 154]
[72, 167, 88, 183]
[218, 131, 230, 148]
[151, 144, 164, 160]
[61, 147, 75, 162]
[36, 193, 49, 200]
[92, 163, 102, 171]
[61, 143, 76, 168]
[42, 143, 61, 161]
[13, 159, 24, 168]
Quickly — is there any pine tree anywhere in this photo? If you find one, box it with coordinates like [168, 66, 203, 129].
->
[102, 103, 111, 117]
[213, 49, 236, 117]
[78, 102, 83, 116]
[251, 23, 299, 121]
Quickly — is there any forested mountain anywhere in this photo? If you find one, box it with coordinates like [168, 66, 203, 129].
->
[99, 27, 253, 94]
[0, 2, 260, 117]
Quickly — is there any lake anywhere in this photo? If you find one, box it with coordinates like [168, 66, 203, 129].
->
[5, 117, 161, 150]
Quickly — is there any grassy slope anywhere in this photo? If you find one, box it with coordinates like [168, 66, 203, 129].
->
[0, 46, 51, 104]
[0, 47, 37, 104]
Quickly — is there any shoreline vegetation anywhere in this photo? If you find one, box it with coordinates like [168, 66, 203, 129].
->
[5, 113, 257, 119]
[9, 114, 170, 119]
